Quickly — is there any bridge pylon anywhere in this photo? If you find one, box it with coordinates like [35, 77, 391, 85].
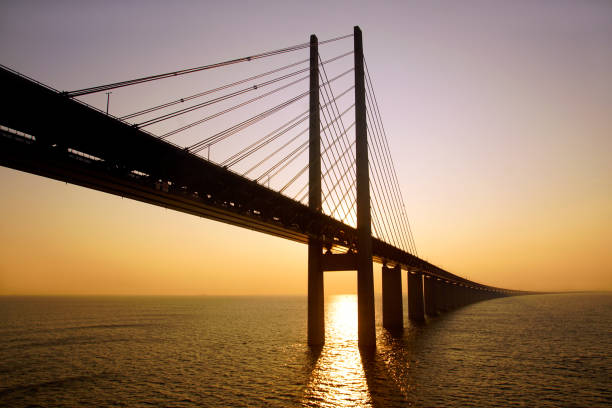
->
[307, 26, 376, 348]
[307, 34, 324, 346]
[353, 26, 376, 347]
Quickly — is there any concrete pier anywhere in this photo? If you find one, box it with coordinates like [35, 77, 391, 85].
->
[408, 270, 425, 321]
[382, 264, 403, 329]
[441, 280, 452, 311]
[436, 280, 446, 312]
[307, 240, 324, 345]
[434, 279, 446, 313]
[449, 282, 457, 310]
[460, 285, 469, 306]
[451, 283, 459, 307]
[423, 275, 437, 317]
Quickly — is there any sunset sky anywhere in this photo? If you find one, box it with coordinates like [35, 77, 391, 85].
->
[1, 0, 610, 295]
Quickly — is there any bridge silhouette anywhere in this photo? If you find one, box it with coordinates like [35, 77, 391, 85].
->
[0, 27, 527, 347]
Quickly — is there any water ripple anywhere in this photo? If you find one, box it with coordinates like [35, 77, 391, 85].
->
[0, 293, 610, 407]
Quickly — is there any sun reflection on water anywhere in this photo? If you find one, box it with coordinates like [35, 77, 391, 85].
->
[302, 294, 373, 407]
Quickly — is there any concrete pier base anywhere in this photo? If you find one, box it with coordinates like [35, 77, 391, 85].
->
[307, 239, 324, 345]
[382, 264, 403, 329]
[408, 270, 425, 321]
[357, 260, 376, 347]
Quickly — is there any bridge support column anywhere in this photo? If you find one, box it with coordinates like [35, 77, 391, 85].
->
[307, 34, 324, 346]
[457, 283, 465, 307]
[442, 281, 452, 311]
[437, 280, 447, 312]
[355, 26, 375, 347]
[382, 264, 403, 330]
[439, 280, 450, 312]
[434, 279, 445, 313]
[308, 240, 324, 345]
[424, 275, 437, 317]
[463, 286, 470, 306]
[469, 287, 477, 304]
[408, 270, 425, 321]
[450, 283, 459, 309]
[444, 282, 452, 310]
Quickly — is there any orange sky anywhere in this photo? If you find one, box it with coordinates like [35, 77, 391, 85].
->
[1, 1, 611, 295]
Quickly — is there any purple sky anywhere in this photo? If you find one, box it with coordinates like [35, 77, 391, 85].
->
[1, 1, 610, 294]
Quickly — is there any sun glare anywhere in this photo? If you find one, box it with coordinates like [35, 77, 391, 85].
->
[302, 294, 372, 407]
[327, 294, 358, 344]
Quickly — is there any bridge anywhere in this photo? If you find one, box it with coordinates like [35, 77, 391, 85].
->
[0, 27, 527, 347]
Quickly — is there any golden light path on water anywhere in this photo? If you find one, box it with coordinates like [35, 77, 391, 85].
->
[302, 294, 372, 407]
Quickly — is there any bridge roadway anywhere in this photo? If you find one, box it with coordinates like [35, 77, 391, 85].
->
[0, 65, 521, 296]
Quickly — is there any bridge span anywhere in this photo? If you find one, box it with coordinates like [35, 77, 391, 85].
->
[0, 27, 528, 347]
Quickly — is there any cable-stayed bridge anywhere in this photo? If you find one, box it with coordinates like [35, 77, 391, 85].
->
[0, 27, 527, 347]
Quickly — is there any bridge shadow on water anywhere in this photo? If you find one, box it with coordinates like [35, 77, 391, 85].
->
[299, 294, 456, 407]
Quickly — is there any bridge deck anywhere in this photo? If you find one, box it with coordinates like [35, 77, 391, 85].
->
[0, 65, 520, 294]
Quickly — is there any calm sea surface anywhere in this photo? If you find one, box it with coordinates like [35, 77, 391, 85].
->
[1, 293, 610, 407]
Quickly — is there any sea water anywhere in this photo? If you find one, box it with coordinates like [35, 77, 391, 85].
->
[1, 293, 610, 407]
